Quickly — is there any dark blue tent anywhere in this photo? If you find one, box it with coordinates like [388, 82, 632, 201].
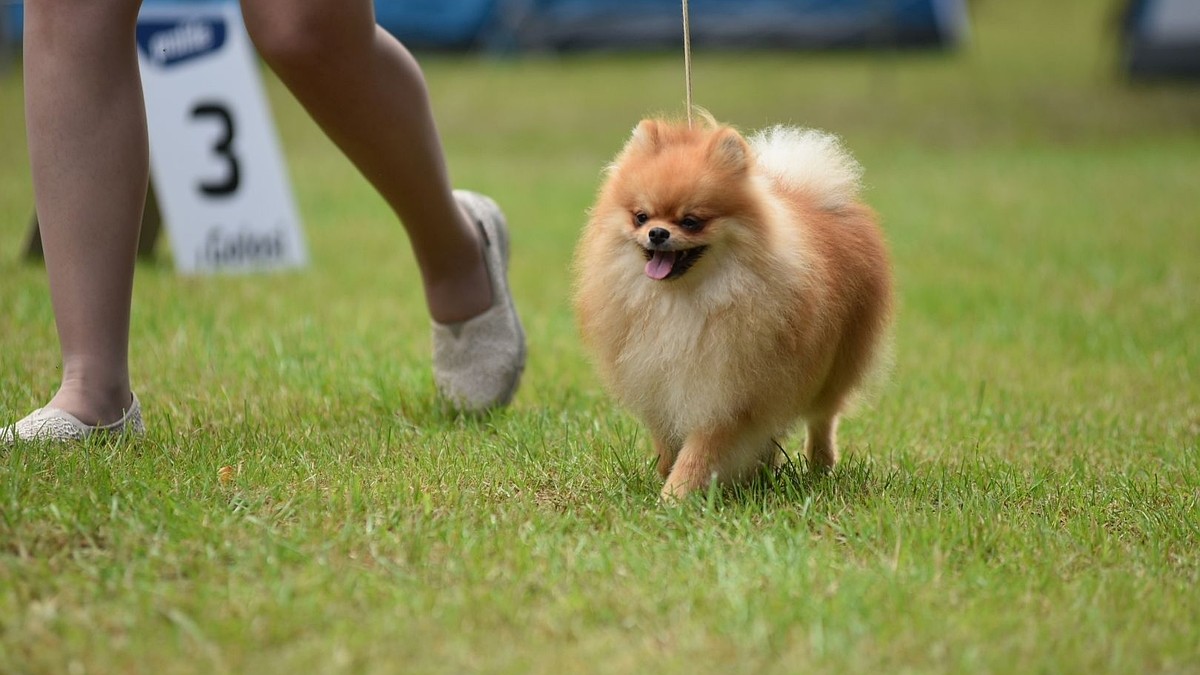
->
[0, 1, 500, 49]
[2, 0, 968, 52]
[375, 0, 497, 50]
[491, 0, 969, 52]
[1, 3, 20, 46]
[1122, 0, 1200, 79]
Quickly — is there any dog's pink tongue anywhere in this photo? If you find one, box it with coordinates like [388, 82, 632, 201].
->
[645, 250, 677, 280]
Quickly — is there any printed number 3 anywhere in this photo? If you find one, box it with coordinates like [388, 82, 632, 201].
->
[191, 101, 241, 197]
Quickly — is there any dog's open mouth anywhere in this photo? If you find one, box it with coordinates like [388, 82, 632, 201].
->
[643, 246, 708, 280]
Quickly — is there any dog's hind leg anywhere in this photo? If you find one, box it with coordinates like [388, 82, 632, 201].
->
[652, 433, 682, 479]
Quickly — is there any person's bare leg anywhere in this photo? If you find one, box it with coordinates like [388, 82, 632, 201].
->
[24, 0, 146, 425]
[240, 0, 490, 324]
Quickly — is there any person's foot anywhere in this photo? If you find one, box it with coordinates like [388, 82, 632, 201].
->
[0, 393, 145, 443]
[431, 191, 527, 411]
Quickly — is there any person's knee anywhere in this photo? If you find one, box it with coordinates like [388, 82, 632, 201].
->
[243, 8, 369, 76]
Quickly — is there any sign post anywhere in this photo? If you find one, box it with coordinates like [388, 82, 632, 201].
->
[136, 1, 307, 273]
[24, 2, 308, 273]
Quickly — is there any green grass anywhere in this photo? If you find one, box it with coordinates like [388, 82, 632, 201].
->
[2, 0, 1199, 672]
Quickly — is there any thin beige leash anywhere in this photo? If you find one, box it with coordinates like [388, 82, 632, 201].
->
[681, 0, 694, 128]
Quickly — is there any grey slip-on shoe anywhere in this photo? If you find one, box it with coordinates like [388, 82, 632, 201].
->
[1, 393, 145, 444]
[431, 190, 527, 411]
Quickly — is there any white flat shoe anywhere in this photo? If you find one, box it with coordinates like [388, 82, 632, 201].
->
[432, 190, 527, 412]
[0, 393, 145, 443]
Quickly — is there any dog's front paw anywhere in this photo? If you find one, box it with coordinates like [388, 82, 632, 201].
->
[659, 462, 716, 504]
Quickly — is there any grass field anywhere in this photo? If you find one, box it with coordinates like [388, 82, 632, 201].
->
[2, 1, 1199, 673]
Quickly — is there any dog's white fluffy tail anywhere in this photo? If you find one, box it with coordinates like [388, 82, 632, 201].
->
[749, 126, 863, 210]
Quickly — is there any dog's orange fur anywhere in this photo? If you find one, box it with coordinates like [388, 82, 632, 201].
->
[574, 118, 894, 501]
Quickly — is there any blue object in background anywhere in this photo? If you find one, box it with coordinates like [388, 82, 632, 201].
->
[1, 0, 499, 48]
[1, 0, 968, 51]
[2, 3, 21, 45]
[375, 0, 497, 49]
[502, 0, 968, 51]
[1121, 0, 1200, 79]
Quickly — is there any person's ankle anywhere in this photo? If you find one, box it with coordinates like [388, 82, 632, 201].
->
[425, 262, 493, 324]
[424, 221, 494, 323]
[47, 380, 133, 427]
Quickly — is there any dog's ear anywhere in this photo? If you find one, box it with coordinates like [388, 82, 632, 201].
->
[627, 119, 663, 153]
[708, 127, 750, 174]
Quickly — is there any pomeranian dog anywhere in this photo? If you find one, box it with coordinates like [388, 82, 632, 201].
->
[573, 115, 894, 501]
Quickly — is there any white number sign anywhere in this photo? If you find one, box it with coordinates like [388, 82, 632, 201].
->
[136, 2, 308, 274]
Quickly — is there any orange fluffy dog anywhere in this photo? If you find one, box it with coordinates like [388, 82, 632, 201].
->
[573, 117, 894, 501]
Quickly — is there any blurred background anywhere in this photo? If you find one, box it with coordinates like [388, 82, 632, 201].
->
[0, 0, 1198, 78]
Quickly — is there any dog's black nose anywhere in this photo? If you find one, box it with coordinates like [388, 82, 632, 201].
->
[648, 227, 670, 245]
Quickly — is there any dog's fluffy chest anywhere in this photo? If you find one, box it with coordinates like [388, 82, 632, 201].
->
[609, 275, 783, 436]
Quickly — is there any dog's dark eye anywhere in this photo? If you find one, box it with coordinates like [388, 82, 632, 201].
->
[633, 211, 649, 227]
[680, 215, 704, 231]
